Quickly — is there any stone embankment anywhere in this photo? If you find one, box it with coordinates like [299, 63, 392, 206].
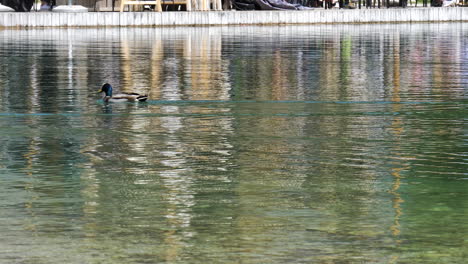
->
[0, 8, 466, 28]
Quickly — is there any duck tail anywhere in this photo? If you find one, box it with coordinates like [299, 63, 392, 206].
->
[137, 95, 148, 102]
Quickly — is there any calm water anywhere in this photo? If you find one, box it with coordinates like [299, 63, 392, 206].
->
[0, 24, 467, 263]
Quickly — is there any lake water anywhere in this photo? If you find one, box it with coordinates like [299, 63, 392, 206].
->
[0, 23, 467, 263]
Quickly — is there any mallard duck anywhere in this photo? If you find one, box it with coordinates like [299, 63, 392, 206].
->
[98, 83, 148, 103]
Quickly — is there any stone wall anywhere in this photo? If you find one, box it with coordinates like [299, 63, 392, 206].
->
[0, 8, 467, 28]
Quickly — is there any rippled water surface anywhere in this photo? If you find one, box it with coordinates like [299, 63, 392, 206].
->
[0, 24, 467, 263]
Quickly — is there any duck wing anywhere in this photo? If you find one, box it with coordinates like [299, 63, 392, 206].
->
[121, 92, 148, 102]
[113, 92, 148, 102]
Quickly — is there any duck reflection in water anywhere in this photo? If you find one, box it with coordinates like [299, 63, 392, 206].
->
[98, 83, 148, 103]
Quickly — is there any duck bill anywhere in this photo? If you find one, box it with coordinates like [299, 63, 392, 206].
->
[97, 89, 103, 93]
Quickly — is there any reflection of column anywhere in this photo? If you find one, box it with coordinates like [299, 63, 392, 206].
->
[159, 106, 194, 262]
[318, 36, 341, 101]
[432, 32, 461, 99]
[339, 34, 352, 100]
[389, 32, 404, 241]
[68, 30, 73, 98]
[150, 40, 164, 99]
[28, 60, 40, 111]
[183, 33, 192, 58]
[159, 59, 191, 259]
[389, 166, 404, 237]
[271, 51, 286, 100]
[120, 29, 158, 95]
[184, 28, 230, 101]
[121, 38, 134, 91]
[23, 137, 40, 233]
[393, 34, 401, 96]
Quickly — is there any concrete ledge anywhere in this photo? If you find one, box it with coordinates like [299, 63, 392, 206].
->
[0, 8, 467, 28]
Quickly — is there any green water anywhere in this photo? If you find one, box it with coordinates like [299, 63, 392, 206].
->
[0, 24, 467, 263]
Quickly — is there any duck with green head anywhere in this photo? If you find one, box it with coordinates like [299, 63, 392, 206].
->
[98, 83, 148, 103]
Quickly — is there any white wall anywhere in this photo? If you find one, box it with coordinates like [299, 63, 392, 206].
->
[0, 8, 467, 28]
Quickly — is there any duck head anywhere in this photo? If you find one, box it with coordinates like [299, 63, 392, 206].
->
[98, 83, 113, 97]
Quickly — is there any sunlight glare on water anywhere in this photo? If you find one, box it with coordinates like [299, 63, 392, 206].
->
[0, 24, 467, 263]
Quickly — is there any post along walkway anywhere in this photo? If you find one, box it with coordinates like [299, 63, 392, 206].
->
[0, 8, 467, 28]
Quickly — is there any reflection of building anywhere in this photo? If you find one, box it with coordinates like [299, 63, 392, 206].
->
[1, 23, 467, 262]
[81, 27, 235, 261]
[117, 27, 231, 101]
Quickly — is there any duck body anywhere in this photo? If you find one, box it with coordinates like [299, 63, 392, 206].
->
[98, 83, 148, 103]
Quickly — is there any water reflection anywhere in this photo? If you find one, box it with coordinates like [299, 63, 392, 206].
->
[0, 24, 467, 263]
[1, 25, 467, 107]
